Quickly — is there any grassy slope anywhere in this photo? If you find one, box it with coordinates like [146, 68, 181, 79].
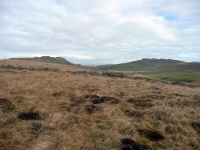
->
[0, 60, 200, 150]
[97, 59, 200, 83]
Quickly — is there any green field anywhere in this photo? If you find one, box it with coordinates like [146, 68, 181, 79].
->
[135, 71, 200, 83]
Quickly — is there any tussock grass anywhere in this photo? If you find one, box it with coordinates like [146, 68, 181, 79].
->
[0, 60, 200, 149]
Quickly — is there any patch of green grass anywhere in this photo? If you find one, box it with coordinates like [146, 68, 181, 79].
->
[136, 71, 200, 83]
[154, 142, 170, 149]
[97, 59, 200, 83]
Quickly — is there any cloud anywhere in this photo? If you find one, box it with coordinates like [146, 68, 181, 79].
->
[0, 0, 200, 65]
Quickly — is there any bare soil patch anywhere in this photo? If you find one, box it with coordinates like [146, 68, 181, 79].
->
[191, 122, 200, 135]
[92, 96, 121, 104]
[121, 138, 153, 150]
[70, 94, 121, 106]
[126, 94, 165, 108]
[18, 112, 41, 120]
[85, 104, 100, 114]
[138, 129, 165, 141]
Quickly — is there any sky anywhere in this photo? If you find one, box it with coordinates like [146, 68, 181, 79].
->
[0, 0, 200, 65]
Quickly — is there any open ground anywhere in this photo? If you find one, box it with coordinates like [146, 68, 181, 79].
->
[0, 60, 200, 150]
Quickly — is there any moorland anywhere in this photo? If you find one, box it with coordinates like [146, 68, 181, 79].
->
[0, 58, 200, 150]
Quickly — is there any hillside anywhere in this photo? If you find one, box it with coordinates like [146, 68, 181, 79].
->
[0, 59, 200, 150]
[98, 58, 200, 71]
[97, 58, 200, 83]
[9, 56, 74, 65]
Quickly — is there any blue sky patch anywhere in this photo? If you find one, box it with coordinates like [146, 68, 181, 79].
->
[164, 15, 178, 21]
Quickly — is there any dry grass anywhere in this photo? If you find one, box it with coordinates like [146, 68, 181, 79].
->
[0, 60, 200, 150]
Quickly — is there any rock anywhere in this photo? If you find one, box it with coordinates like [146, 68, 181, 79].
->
[102, 72, 126, 78]
[195, 94, 200, 98]
[171, 81, 184, 86]
[160, 77, 169, 80]
[71, 70, 102, 76]
[0, 64, 15, 69]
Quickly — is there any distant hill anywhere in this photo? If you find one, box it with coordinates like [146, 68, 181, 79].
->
[9, 56, 74, 65]
[97, 58, 200, 72]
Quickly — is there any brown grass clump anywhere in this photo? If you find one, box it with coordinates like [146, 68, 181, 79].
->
[124, 110, 144, 118]
[29, 122, 55, 138]
[126, 98, 154, 108]
[0, 99, 15, 113]
[0, 60, 200, 149]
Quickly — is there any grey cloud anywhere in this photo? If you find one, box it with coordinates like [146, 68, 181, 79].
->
[0, 0, 200, 65]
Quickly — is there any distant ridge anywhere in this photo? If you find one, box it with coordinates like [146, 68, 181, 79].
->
[97, 58, 200, 72]
[9, 56, 74, 65]
[132, 58, 182, 63]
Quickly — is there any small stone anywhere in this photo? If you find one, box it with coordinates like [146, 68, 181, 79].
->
[195, 94, 200, 98]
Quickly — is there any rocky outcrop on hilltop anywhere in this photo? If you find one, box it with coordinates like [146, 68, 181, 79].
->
[9, 56, 73, 65]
